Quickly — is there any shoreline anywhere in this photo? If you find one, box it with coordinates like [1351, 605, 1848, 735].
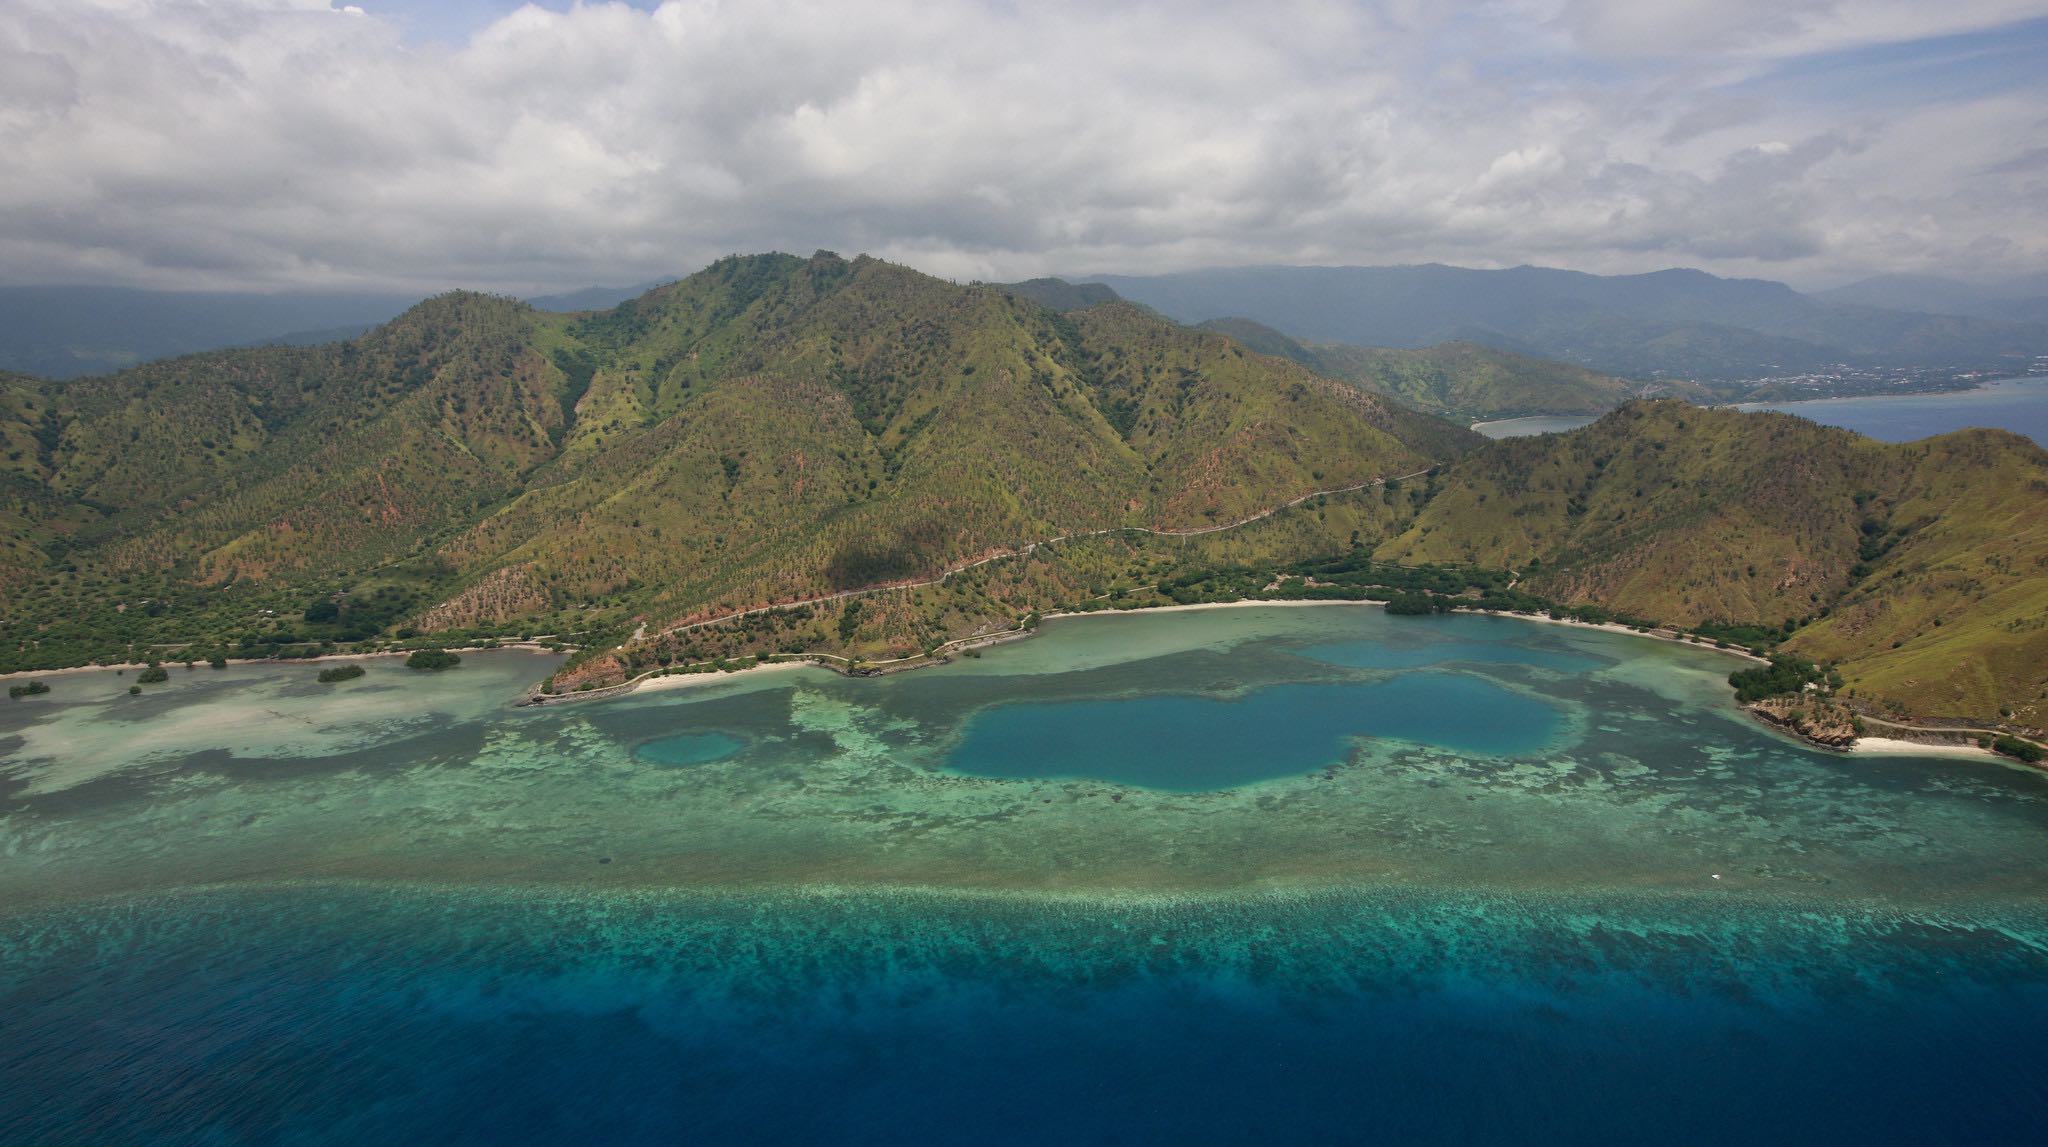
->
[535, 597, 1769, 707]
[0, 642, 564, 684]
[1472, 372, 2046, 436]
[1850, 736, 1999, 760]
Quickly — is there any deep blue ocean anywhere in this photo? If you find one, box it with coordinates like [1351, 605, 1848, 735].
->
[5, 885, 2047, 1145]
[4, 608, 2046, 1144]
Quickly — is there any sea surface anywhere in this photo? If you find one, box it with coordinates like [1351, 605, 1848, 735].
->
[1475, 374, 2048, 444]
[4, 607, 2046, 1144]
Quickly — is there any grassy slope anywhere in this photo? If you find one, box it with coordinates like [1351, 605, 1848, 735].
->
[440, 259, 1463, 651]
[1380, 401, 2048, 720]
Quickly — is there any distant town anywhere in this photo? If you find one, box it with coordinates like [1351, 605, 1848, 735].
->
[1719, 359, 2048, 402]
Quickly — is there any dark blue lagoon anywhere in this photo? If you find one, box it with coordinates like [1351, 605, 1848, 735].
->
[4, 607, 2047, 1144]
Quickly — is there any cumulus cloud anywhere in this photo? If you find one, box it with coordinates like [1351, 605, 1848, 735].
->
[0, 0, 2042, 291]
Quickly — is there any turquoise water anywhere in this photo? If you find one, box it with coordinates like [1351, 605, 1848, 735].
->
[1300, 634, 1604, 672]
[948, 675, 1562, 789]
[4, 606, 2046, 1143]
[636, 730, 746, 767]
[1478, 375, 2048, 444]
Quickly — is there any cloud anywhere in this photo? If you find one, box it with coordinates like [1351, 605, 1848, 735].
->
[0, 0, 2042, 291]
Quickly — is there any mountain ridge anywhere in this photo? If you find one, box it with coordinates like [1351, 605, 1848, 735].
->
[2, 256, 2043, 728]
[1088, 264, 2048, 380]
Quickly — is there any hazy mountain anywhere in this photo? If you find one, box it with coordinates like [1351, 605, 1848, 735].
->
[1088, 264, 2048, 380]
[1816, 273, 2048, 325]
[525, 281, 675, 312]
[0, 280, 679, 379]
[0, 286, 427, 379]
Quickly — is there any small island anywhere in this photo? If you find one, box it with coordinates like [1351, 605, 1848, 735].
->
[317, 664, 367, 683]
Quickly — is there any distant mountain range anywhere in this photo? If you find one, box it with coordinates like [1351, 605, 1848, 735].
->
[0, 281, 677, 380]
[1814, 273, 2048, 326]
[1085, 265, 2048, 380]
[9, 263, 2042, 384]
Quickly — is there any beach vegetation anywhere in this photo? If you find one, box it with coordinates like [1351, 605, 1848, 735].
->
[1992, 735, 2044, 764]
[405, 649, 460, 671]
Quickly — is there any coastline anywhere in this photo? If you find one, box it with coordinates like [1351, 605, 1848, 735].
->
[536, 597, 1769, 707]
[0, 642, 564, 684]
[1851, 736, 1999, 760]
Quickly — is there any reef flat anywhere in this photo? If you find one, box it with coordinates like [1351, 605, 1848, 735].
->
[4, 605, 2046, 1143]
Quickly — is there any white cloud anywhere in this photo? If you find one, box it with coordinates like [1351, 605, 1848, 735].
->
[0, 0, 2041, 291]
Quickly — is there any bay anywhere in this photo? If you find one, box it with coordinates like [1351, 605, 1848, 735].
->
[4, 605, 2045, 1144]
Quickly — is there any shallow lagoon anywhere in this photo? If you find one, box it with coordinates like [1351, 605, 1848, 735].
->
[4, 606, 2046, 1143]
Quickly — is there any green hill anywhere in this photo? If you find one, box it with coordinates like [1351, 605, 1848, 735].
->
[1378, 401, 2048, 720]
[0, 253, 1471, 677]
[4, 257, 2042, 728]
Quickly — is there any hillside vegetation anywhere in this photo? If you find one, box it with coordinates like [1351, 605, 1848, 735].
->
[1194, 318, 1683, 420]
[1379, 401, 2048, 720]
[0, 253, 1467, 681]
[3, 256, 2042, 729]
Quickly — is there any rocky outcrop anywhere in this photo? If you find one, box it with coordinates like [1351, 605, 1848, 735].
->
[547, 653, 627, 693]
[1747, 695, 1860, 749]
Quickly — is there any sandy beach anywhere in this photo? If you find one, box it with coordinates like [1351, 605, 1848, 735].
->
[1849, 736, 1998, 760]
[0, 642, 563, 684]
[631, 658, 825, 693]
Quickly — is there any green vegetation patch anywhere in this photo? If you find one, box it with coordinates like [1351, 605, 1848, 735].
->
[1992, 735, 2044, 764]
[316, 663, 367, 683]
[8, 679, 50, 699]
[1728, 655, 1826, 704]
[405, 648, 461, 671]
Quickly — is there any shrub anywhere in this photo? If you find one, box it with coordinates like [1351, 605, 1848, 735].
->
[1385, 592, 1448, 615]
[406, 648, 461, 671]
[128, 685, 141, 696]
[317, 664, 367, 683]
[137, 667, 169, 684]
[1728, 654, 1823, 703]
[9, 680, 50, 699]
[208, 654, 228, 669]
[1992, 735, 2044, 764]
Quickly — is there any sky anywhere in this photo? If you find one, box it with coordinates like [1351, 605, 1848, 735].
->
[2, 0, 2045, 294]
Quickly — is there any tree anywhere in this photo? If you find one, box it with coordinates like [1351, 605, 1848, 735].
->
[406, 648, 461, 671]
